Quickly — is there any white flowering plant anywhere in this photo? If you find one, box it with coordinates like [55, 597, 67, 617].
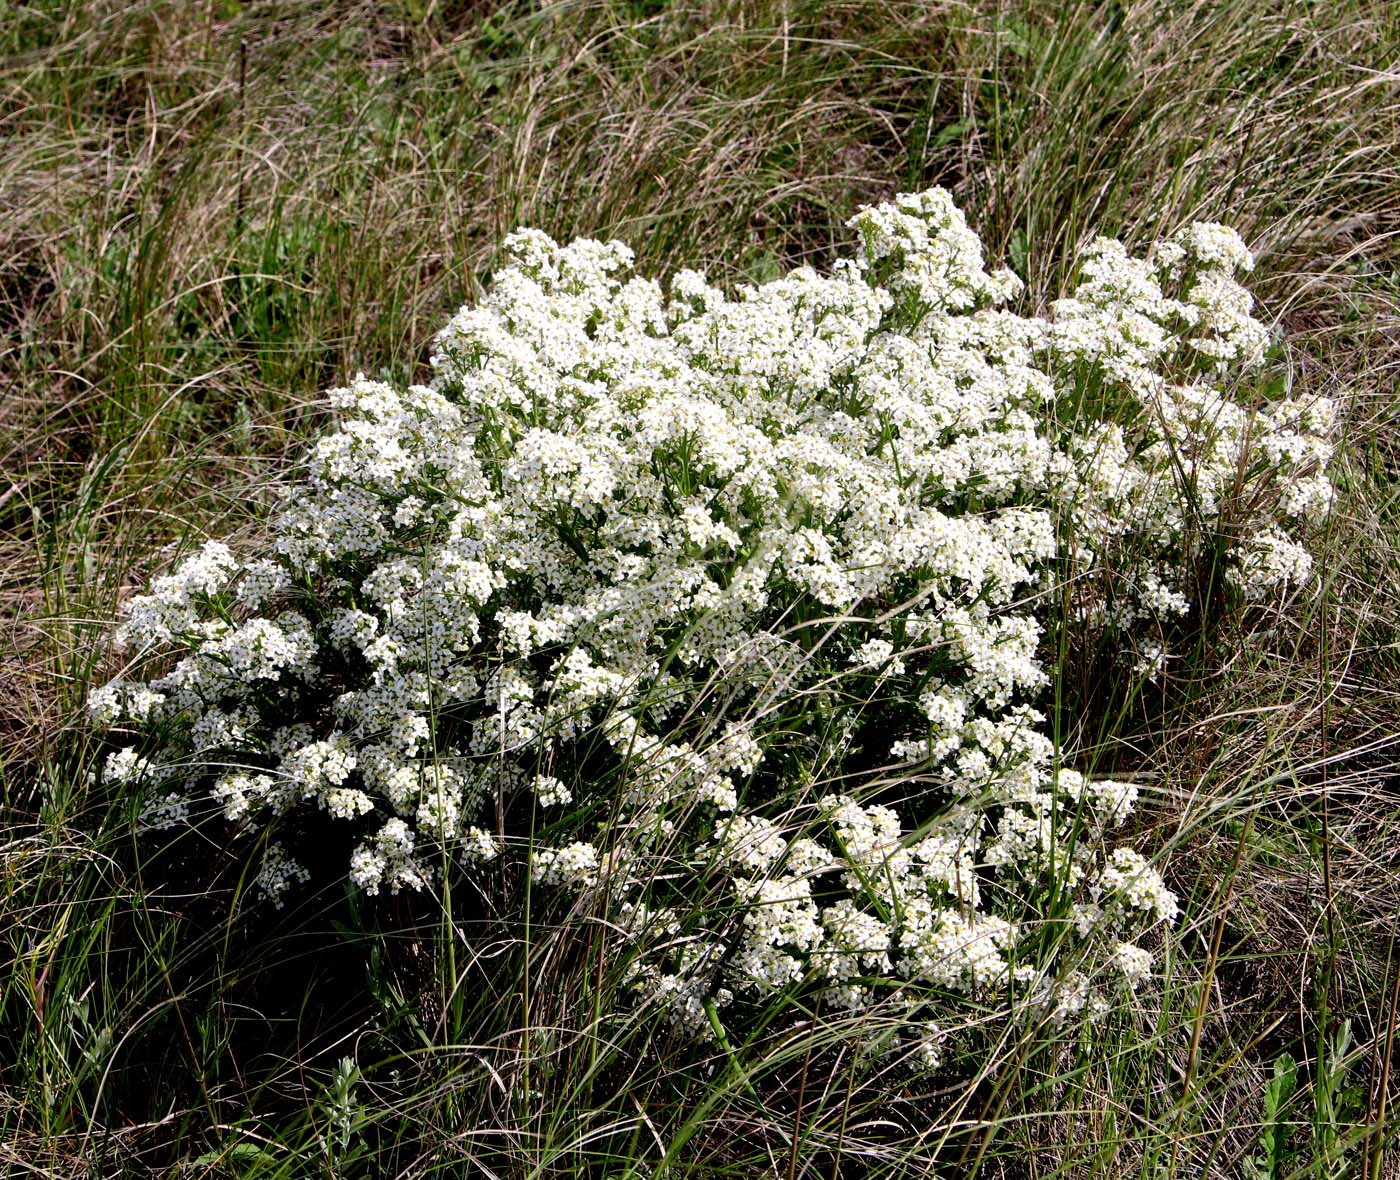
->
[89, 188, 1332, 1043]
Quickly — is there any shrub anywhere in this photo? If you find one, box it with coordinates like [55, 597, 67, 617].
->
[89, 188, 1332, 1043]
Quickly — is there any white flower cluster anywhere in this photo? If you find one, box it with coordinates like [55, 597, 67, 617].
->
[90, 189, 1330, 1034]
[257, 841, 310, 909]
[1045, 232, 1334, 652]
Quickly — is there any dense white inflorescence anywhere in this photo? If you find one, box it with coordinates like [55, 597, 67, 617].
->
[91, 189, 1332, 1036]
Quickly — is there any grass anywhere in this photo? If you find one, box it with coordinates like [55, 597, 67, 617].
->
[3, 0, 1400, 1176]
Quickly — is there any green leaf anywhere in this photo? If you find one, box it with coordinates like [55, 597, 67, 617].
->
[1259, 1052, 1297, 1178]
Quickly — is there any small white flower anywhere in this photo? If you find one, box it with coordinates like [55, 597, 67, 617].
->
[531, 841, 601, 888]
[534, 775, 573, 808]
[104, 746, 149, 786]
[1112, 941, 1155, 989]
[1098, 849, 1179, 922]
[462, 826, 499, 862]
[257, 842, 311, 908]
